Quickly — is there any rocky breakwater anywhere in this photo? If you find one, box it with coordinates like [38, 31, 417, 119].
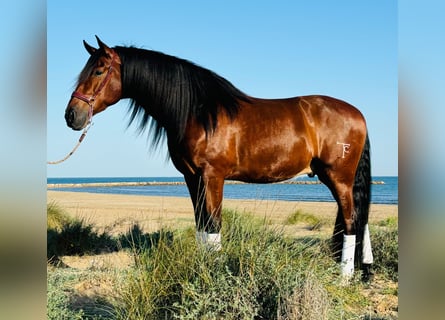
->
[47, 180, 385, 189]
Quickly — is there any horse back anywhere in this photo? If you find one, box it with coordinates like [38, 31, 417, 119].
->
[171, 95, 367, 182]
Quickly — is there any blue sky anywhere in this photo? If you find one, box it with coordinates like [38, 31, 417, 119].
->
[47, 1, 397, 177]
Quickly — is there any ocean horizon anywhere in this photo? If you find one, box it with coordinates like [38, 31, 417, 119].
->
[47, 176, 398, 205]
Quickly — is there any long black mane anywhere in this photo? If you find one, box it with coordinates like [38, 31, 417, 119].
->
[111, 46, 251, 146]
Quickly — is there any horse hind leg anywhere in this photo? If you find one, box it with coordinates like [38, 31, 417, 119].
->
[313, 162, 357, 279]
[327, 133, 373, 281]
[332, 205, 372, 281]
[310, 159, 345, 263]
[331, 182, 358, 279]
[316, 163, 372, 281]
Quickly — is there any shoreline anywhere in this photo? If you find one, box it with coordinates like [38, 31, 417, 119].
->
[47, 190, 397, 236]
[47, 180, 386, 189]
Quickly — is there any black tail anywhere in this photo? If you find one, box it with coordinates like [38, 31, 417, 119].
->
[353, 133, 371, 269]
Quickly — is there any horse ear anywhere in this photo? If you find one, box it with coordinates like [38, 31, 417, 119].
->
[83, 40, 97, 55]
[95, 35, 114, 58]
[95, 35, 110, 50]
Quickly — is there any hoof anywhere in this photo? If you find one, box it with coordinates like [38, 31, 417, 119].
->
[361, 263, 374, 283]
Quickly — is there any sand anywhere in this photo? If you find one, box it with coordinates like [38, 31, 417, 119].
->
[47, 190, 398, 237]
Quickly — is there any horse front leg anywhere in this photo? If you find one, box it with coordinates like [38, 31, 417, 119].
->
[184, 172, 224, 250]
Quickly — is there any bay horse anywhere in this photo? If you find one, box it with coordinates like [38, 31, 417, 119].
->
[65, 36, 373, 281]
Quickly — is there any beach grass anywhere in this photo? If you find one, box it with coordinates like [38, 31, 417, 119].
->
[47, 201, 398, 319]
[285, 209, 325, 230]
[47, 201, 72, 231]
[370, 224, 398, 282]
[114, 209, 352, 319]
[47, 202, 117, 263]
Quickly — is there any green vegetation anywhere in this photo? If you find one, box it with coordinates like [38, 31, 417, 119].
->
[47, 201, 72, 231]
[371, 225, 398, 281]
[114, 210, 345, 319]
[285, 209, 325, 230]
[377, 216, 398, 229]
[47, 202, 116, 263]
[47, 269, 85, 320]
[47, 267, 118, 320]
[47, 204, 398, 319]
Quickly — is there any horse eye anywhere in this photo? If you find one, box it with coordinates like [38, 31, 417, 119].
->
[94, 70, 103, 76]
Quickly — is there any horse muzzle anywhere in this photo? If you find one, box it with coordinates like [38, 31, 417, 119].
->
[65, 106, 89, 130]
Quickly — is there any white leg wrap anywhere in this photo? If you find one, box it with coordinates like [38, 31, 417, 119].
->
[362, 224, 374, 264]
[207, 233, 222, 251]
[341, 234, 356, 278]
[195, 231, 222, 251]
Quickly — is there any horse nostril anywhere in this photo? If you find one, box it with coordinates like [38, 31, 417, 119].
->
[65, 108, 75, 126]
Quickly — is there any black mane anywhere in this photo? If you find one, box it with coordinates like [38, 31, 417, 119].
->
[112, 46, 251, 146]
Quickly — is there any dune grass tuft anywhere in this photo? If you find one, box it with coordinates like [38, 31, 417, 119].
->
[47, 201, 72, 231]
[114, 209, 366, 319]
[371, 223, 398, 281]
[47, 202, 117, 263]
[285, 209, 325, 230]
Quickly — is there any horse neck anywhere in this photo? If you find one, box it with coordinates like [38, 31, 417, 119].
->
[116, 46, 248, 145]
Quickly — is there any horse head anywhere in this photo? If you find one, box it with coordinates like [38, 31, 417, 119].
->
[65, 36, 122, 130]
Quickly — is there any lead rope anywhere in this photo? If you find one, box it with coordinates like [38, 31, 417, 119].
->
[47, 105, 93, 165]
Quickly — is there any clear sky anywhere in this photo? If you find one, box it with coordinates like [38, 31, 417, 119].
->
[47, 1, 397, 178]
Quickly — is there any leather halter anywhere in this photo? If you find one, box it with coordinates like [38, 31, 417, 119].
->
[71, 53, 116, 119]
[48, 52, 117, 165]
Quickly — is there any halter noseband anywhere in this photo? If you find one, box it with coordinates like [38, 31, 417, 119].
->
[71, 52, 116, 120]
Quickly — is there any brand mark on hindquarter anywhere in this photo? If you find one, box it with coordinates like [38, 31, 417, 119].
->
[336, 142, 351, 158]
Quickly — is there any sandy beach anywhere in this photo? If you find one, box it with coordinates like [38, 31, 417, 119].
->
[47, 190, 398, 237]
[47, 190, 399, 317]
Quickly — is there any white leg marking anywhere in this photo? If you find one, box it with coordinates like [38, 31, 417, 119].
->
[207, 233, 222, 251]
[195, 231, 221, 251]
[362, 224, 374, 264]
[341, 234, 356, 279]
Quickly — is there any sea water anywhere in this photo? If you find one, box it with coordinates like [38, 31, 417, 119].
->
[47, 176, 398, 205]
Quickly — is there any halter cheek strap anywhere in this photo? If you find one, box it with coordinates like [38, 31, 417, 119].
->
[71, 52, 116, 121]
